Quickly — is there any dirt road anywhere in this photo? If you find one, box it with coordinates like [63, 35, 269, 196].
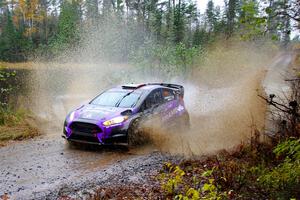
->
[0, 134, 173, 199]
[262, 53, 293, 135]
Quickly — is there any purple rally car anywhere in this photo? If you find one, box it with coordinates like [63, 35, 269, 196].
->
[62, 83, 190, 146]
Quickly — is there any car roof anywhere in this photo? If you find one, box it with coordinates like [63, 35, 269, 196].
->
[104, 83, 183, 99]
[93, 83, 182, 109]
[108, 84, 165, 92]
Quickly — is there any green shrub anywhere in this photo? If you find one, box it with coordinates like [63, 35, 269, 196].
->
[159, 163, 228, 199]
[0, 67, 16, 108]
[0, 108, 26, 126]
[257, 139, 300, 199]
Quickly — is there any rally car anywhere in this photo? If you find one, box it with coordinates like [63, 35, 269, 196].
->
[62, 83, 190, 146]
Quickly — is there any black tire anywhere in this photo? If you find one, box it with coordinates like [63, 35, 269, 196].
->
[127, 119, 144, 146]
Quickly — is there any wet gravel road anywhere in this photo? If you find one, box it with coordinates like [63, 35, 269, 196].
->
[0, 134, 173, 199]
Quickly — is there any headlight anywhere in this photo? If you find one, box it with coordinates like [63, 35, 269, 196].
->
[65, 111, 75, 124]
[103, 116, 128, 126]
[69, 112, 75, 121]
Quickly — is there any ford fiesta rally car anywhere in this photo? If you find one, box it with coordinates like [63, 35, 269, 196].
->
[62, 83, 190, 145]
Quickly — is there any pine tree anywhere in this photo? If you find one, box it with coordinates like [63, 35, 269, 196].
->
[49, 0, 80, 54]
[226, 0, 238, 37]
[206, 0, 215, 32]
[266, 0, 292, 43]
[173, 0, 185, 43]
[238, 0, 264, 40]
[193, 21, 208, 46]
[0, 8, 31, 61]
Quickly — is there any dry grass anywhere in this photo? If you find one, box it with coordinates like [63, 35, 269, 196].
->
[0, 62, 35, 69]
[0, 110, 40, 147]
[0, 61, 130, 70]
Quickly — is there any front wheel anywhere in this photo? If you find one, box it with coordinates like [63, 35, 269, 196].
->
[127, 119, 146, 147]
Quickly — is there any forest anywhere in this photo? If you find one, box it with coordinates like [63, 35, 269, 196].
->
[0, 0, 299, 63]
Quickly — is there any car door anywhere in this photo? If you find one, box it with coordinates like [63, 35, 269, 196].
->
[139, 89, 163, 119]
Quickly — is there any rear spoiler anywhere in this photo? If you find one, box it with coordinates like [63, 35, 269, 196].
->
[148, 83, 184, 97]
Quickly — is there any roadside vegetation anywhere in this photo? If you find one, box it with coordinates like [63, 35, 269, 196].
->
[156, 138, 300, 199]
[91, 134, 300, 199]
[0, 109, 39, 146]
[0, 66, 39, 146]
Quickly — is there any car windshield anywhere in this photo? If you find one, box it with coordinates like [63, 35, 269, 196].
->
[90, 91, 141, 108]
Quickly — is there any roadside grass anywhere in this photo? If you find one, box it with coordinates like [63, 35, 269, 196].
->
[0, 62, 35, 69]
[0, 63, 41, 147]
[0, 109, 40, 146]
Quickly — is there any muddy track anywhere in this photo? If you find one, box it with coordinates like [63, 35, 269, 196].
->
[0, 134, 177, 199]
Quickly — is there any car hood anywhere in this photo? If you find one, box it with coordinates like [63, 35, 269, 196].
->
[75, 104, 131, 121]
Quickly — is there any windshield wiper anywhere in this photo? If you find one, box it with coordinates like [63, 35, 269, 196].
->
[130, 92, 143, 108]
[115, 91, 135, 107]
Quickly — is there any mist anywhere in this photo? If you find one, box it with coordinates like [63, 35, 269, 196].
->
[27, 23, 278, 156]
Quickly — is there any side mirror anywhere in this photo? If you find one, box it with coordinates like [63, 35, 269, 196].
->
[121, 109, 133, 116]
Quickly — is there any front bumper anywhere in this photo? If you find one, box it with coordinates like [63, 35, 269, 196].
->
[63, 119, 129, 145]
[62, 135, 104, 145]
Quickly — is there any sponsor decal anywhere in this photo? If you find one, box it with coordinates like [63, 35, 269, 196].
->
[162, 105, 185, 121]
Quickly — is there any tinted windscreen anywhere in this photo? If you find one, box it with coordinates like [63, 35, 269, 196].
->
[90, 91, 141, 108]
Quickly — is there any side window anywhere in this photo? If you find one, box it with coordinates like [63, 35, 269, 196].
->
[140, 89, 163, 111]
[144, 93, 154, 110]
[153, 89, 163, 104]
[162, 89, 175, 102]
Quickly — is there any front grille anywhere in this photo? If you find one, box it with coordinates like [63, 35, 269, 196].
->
[69, 134, 100, 143]
[70, 122, 102, 134]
